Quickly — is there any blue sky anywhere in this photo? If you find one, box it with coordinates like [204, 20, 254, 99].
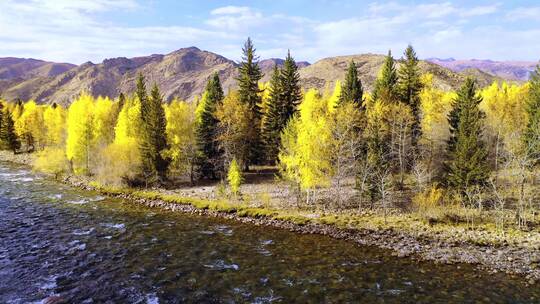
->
[1, 0, 539, 64]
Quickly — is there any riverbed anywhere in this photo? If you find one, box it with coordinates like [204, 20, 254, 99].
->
[0, 161, 538, 303]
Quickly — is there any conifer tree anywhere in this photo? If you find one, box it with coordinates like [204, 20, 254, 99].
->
[0, 108, 20, 153]
[0, 102, 3, 134]
[279, 50, 302, 117]
[237, 37, 263, 116]
[398, 45, 423, 147]
[139, 80, 169, 185]
[262, 51, 302, 163]
[112, 92, 126, 123]
[363, 99, 391, 202]
[237, 37, 263, 166]
[135, 73, 148, 105]
[445, 78, 490, 192]
[338, 60, 364, 108]
[372, 50, 399, 102]
[261, 65, 283, 163]
[364, 51, 399, 200]
[196, 72, 224, 179]
[118, 92, 126, 110]
[523, 65, 540, 163]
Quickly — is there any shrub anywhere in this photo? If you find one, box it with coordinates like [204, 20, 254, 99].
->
[227, 158, 243, 197]
[413, 185, 444, 219]
[33, 147, 68, 178]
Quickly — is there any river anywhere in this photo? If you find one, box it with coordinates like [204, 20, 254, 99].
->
[0, 161, 538, 303]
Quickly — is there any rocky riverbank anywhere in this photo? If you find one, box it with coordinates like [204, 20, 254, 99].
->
[66, 177, 540, 285]
[0, 151, 539, 285]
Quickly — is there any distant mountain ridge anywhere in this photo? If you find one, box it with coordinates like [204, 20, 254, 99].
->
[427, 58, 538, 81]
[298, 54, 501, 93]
[0, 57, 75, 80]
[0, 48, 509, 106]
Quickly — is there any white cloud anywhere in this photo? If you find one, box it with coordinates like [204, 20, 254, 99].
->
[0, 1, 537, 65]
[416, 2, 457, 19]
[206, 6, 264, 31]
[506, 6, 540, 21]
[0, 0, 236, 63]
[37, 0, 139, 12]
[210, 6, 252, 15]
[460, 4, 499, 17]
[368, 2, 406, 14]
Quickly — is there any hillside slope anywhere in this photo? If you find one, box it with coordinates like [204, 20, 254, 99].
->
[299, 54, 501, 93]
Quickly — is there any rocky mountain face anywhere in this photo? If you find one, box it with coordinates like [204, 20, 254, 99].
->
[427, 58, 538, 81]
[0, 47, 238, 106]
[0, 48, 507, 106]
[0, 58, 76, 101]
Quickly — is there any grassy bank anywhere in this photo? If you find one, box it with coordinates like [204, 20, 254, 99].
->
[87, 180, 539, 249]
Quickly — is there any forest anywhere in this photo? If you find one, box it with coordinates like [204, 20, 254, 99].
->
[1, 38, 539, 232]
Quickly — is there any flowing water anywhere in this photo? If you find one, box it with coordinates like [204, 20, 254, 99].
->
[0, 161, 538, 303]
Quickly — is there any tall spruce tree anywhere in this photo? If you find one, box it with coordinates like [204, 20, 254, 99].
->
[338, 60, 364, 108]
[364, 51, 399, 200]
[261, 51, 302, 163]
[0, 102, 3, 134]
[261, 65, 283, 163]
[372, 50, 399, 102]
[445, 78, 489, 193]
[237, 37, 263, 167]
[0, 108, 20, 153]
[523, 65, 540, 163]
[139, 79, 169, 185]
[118, 92, 126, 111]
[196, 72, 224, 179]
[279, 50, 302, 117]
[398, 45, 423, 147]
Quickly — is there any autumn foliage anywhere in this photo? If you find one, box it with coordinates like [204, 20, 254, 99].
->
[0, 42, 539, 230]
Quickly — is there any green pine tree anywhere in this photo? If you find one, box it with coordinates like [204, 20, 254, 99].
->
[261, 51, 302, 163]
[372, 50, 399, 102]
[398, 45, 423, 147]
[237, 37, 263, 115]
[338, 60, 364, 108]
[237, 37, 263, 167]
[196, 72, 224, 179]
[112, 92, 126, 123]
[0, 108, 20, 153]
[445, 78, 490, 193]
[118, 92, 126, 111]
[279, 50, 302, 117]
[139, 79, 169, 185]
[261, 65, 283, 163]
[0, 102, 3, 134]
[523, 65, 540, 164]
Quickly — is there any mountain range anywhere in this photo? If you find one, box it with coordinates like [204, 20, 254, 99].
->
[0, 47, 525, 106]
[426, 58, 538, 81]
